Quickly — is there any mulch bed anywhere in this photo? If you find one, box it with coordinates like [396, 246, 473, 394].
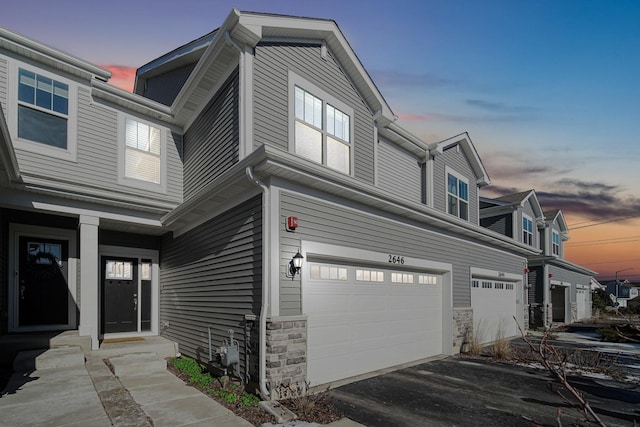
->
[166, 363, 343, 426]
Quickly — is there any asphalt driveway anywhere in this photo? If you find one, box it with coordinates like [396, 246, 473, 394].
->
[329, 356, 640, 427]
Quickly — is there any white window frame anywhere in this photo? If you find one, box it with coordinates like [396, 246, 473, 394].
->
[288, 71, 354, 176]
[552, 230, 560, 256]
[522, 214, 534, 246]
[7, 60, 78, 162]
[445, 167, 469, 220]
[117, 113, 167, 193]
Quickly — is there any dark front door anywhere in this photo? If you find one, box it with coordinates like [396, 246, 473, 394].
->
[102, 257, 138, 333]
[18, 237, 69, 326]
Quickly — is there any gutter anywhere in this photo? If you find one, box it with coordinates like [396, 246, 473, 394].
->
[245, 166, 270, 399]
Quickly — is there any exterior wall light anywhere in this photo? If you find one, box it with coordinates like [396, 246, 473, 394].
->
[289, 250, 304, 279]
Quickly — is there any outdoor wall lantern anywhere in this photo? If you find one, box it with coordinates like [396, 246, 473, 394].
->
[289, 250, 304, 279]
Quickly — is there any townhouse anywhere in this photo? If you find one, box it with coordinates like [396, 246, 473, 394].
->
[1, 9, 586, 396]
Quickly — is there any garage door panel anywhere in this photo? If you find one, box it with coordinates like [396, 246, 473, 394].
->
[471, 280, 517, 343]
[305, 262, 444, 386]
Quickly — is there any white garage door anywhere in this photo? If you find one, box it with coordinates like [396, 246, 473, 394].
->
[471, 279, 517, 343]
[304, 262, 443, 386]
[576, 287, 589, 320]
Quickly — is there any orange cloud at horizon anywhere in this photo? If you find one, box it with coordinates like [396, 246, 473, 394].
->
[564, 215, 640, 283]
[101, 65, 136, 92]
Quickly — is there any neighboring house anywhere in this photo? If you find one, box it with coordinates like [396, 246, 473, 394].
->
[604, 280, 634, 308]
[480, 191, 596, 328]
[1, 9, 540, 396]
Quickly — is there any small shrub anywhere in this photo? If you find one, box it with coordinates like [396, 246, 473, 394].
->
[239, 392, 260, 408]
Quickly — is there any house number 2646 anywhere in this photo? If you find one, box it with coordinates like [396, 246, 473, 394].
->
[388, 255, 405, 264]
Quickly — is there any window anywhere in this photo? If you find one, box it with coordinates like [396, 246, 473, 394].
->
[125, 119, 161, 183]
[552, 231, 560, 256]
[310, 264, 348, 281]
[472, 280, 479, 288]
[16, 67, 70, 151]
[391, 273, 414, 284]
[290, 72, 353, 175]
[446, 171, 469, 220]
[418, 274, 437, 285]
[523, 215, 534, 246]
[356, 269, 384, 282]
[482, 281, 492, 289]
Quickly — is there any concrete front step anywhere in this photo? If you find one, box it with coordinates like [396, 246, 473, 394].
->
[13, 346, 85, 372]
[92, 336, 178, 360]
[109, 353, 167, 377]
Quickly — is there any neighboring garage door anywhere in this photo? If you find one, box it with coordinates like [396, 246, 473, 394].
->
[304, 261, 443, 387]
[576, 287, 589, 320]
[471, 279, 517, 343]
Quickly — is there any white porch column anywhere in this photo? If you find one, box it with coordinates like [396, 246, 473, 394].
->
[78, 215, 100, 350]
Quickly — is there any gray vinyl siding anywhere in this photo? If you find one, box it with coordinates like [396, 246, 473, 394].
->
[143, 62, 197, 106]
[253, 43, 375, 184]
[183, 69, 239, 200]
[10, 85, 183, 203]
[480, 213, 512, 237]
[548, 266, 590, 304]
[0, 57, 7, 115]
[279, 191, 524, 314]
[433, 145, 479, 224]
[159, 196, 262, 372]
[377, 136, 422, 203]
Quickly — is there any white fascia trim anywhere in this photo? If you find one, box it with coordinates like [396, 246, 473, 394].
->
[0, 27, 111, 81]
[32, 202, 163, 228]
[91, 81, 172, 121]
[437, 132, 490, 186]
[235, 10, 395, 123]
[19, 175, 177, 213]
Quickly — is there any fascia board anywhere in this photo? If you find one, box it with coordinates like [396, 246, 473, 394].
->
[91, 80, 173, 121]
[20, 175, 178, 214]
[235, 11, 395, 124]
[437, 132, 490, 186]
[170, 10, 241, 120]
[253, 145, 538, 256]
[525, 190, 545, 219]
[379, 123, 428, 158]
[0, 105, 20, 181]
[0, 26, 111, 82]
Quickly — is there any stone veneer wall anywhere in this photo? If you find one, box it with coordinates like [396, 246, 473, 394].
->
[522, 305, 529, 332]
[545, 303, 553, 326]
[453, 308, 473, 354]
[264, 316, 307, 399]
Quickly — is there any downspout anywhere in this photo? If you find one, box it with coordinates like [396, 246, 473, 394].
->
[246, 166, 270, 399]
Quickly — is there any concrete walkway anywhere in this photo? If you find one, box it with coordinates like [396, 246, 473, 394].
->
[0, 346, 362, 427]
[0, 347, 253, 427]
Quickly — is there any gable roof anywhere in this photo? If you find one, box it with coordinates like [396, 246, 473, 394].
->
[139, 9, 395, 129]
[544, 209, 568, 233]
[435, 132, 490, 186]
[495, 189, 544, 219]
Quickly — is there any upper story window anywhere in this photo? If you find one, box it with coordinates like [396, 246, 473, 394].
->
[10, 64, 77, 161]
[446, 170, 469, 220]
[118, 115, 166, 193]
[552, 231, 560, 256]
[294, 86, 351, 174]
[289, 72, 353, 176]
[523, 215, 534, 246]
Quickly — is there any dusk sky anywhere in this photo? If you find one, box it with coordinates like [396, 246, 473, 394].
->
[3, 0, 639, 281]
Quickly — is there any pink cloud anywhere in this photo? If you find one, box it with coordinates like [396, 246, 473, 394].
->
[100, 65, 136, 92]
[396, 113, 433, 122]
